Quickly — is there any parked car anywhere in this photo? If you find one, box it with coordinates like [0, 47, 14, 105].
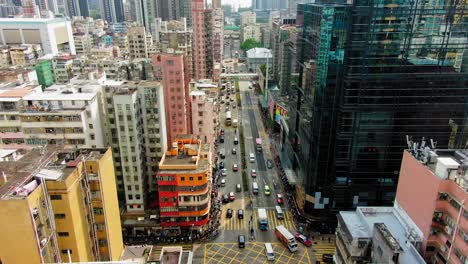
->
[226, 208, 233, 218]
[220, 178, 226, 186]
[267, 159, 273, 169]
[219, 135, 224, 143]
[251, 169, 257, 177]
[219, 161, 225, 169]
[222, 194, 229, 203]
[276, 194, 284, 204]
[221, 168, 227, 176]
[220, 129, 225, 136]
[229, 192, 235, 201]
[295, 233, 312, 247]
[233, 164, 238, 172]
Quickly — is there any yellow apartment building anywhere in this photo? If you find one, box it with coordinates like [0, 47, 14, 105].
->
[0, 147, 123, 263]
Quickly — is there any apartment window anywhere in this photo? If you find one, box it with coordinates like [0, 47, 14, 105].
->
[89, 124, 93, 129]
[167, 60, 174, 65]
[90, 134, 95, 140]
[126, 104, 131, 111]
[181, 177, 185, 181]
[136, 194, 141, 200]
[128, 195, 133, 200]
[55, 213, 66, 219]
[135, 185, 140, 191]
[61, 249, 72, 254]
[50, 194, 62, 200]
[198, 176, 202, 181]
[58, 232, 69, 237]
[93, 208, 104, 215]
[127, 186, 132, 191]
[198, 112, 203, 117]
[189, 177, 194, 181]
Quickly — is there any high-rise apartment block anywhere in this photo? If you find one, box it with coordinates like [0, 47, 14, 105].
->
[152, 54, 191, 145]
[156, 135, 212, 229]
[0, 17, 76, 55]
[0, 78, 104, 149]
[100, 0, 125, 23]
[0, 147, 124, 263]
[101, 81, 167, 213]
[279, 0, 467, 217]
[153, 18, 194, 78]
[395, 150, 468, 263]
[336, 148, 468, 264]
[35, 56, 55, 88]
[190, 90, 216, 145]
[127, 26, 148, 59]
[192, 0, 223, 79]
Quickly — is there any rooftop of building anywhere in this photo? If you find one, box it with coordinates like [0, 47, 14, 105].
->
[0, 82, 39, 101]
[339, 206, 425, 263]
[246, 48, 272, 59]
[0, 17, 69, 24]
[407, 148, 468, 191]
[23, 84, 97, 101]
[0, 147, 109, 200]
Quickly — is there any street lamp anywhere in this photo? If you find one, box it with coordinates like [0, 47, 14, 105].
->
[190, 224, 194, 247]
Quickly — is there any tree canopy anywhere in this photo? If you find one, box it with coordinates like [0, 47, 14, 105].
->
[240, 38, 262, 52]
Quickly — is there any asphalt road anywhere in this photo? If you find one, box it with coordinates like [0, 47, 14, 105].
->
[238, 81, 277, 210]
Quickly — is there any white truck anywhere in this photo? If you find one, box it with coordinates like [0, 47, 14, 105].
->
[275, 225, 298, 252]
[233, 119, 238, 128]
[258, 208, 268, 231]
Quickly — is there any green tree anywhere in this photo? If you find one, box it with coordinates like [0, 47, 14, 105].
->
[240, 38, 262, 52]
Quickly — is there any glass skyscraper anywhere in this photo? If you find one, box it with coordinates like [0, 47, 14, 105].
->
[283, 0, 467, 217]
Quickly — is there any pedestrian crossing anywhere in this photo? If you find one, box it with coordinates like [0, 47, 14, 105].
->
[312, 243, 335, 262]
[222, 208, 296, 231]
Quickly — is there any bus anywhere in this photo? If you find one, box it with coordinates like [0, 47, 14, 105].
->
[225, 111, 232, 126]
[256, 138, 262, 152]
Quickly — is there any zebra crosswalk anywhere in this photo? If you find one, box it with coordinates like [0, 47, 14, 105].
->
[313, 243, 335, 262]
[222, 208, 296, 231]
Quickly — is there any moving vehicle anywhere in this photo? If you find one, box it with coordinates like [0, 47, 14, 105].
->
[221, 168, 227, 176]
[221, 179, 226, 186]
[252, 182, 259, 195]
[226, 208, 233, 218]
[229, 192, 235, 201]
[258, 208, 268, 231]
[219, 135, 224, 143]
[267, 159, 273, 169]
[232, 148, 236, 154]
[233, 164, 238, 171]
[276, 194, 284, 204]
[275, 225, 298, 252]
[256, 138, 262, 152]
[251, 169, 257, 177]
[322, 254, 334, 263]
[225, 111, 232, 126]
[238, 209, 244, 219]
[222, 194, 229, 203]
[249, 152, 255, 163]
[295, 233, 312, 247]
[220, 129, 225, 136]
[236, 184, 241, 192]
[264, 185, 271, 196]
[264, 243, 275, 261]
[275, 206, 284, 220]
[238, 235, 245, 248]
[234, 137, 238, 145]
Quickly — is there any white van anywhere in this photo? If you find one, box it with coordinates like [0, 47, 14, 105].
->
[264, 243, 275, 261]
[252, 182, 259, 195]
[275, 206, 284, 220]
[249, 152, 255, 163]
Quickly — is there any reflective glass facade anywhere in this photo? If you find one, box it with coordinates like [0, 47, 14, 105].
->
[286, 0, 468, 213]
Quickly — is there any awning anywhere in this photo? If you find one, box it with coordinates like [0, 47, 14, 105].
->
[284, 168, 296, 186]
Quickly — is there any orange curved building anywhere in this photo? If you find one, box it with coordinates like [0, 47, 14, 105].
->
[156, 134, 213, 228]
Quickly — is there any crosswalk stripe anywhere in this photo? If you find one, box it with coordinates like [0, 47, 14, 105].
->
[221, 209, 296, 231]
